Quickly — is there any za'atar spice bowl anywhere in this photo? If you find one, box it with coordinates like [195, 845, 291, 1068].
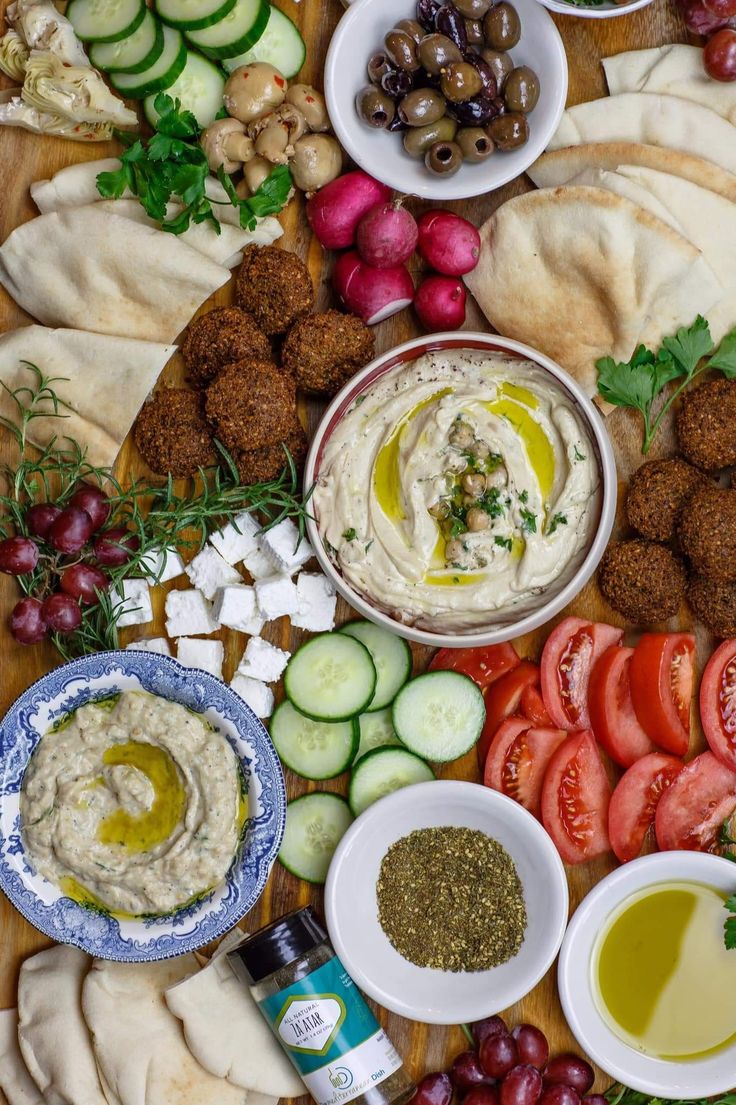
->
[304, 332, 617, 649]
[324, 780, 569, 1024]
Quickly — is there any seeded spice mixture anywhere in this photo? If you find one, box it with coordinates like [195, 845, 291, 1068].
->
[376, 826, 527, 972]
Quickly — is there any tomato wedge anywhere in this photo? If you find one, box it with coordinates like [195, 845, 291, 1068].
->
[477, 661, 540, 768]
[588, 646, 656, 768]
[429, 643, 520, 691]
[629, 633, 695, 757]
[484, 716, 567, 818]
[540, 617, 623, 730]
[700, 638, 736, 773]
[608, 753, 684, 863]
[655, 750, 736, 852]
[540, 730, 612, 864]
[520, 684, 553, 727]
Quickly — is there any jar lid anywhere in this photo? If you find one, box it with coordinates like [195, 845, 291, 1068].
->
[228, 906, 328, 983]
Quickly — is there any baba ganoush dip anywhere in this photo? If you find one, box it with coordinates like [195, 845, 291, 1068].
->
[314, 350, 601, 631]
[20, 691, 242, 916]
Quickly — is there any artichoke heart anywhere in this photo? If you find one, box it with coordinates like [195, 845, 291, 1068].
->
[7, 0, 88, 66]
[22, 50, 137, 127]
[0, 29, 28, 80]
[0, 89, 114, 141]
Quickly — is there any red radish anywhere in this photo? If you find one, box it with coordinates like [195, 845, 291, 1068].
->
[356, 202, 418, 268]
[417, 209, 481, 275]
[415, 275, 466, 331]
[333, 251, 414, 325]
[306, 172, 392, 250]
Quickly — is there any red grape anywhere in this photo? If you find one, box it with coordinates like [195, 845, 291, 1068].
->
[411, 1073, 453, 1105]
[511, 1026, 549, 1069]
[480, 1035, 519, 1080]
[583, 1098, 607, 1105]
[26, 503, 61, 539]
[10, 597, 47, 644]
[704, 27, 736, 79]
[703, 0, 736, 17]
[472, 1016, 509, 1049]
[0, 536, 39, 575]
[542, 1058, 594, 1096]
[94, 528, 139, 567]
[61, 563, 109, 604]
[42, 593, 82, 633]
[48, 507, 94, 554]
[682, 0, 734, 34]
[465, 1088, 500, 1105]
[451, 1051, 494, 1090]
[69, 484, 110, 532]
[539, 1088, 580, 1105]
[500, 1066, 543, 1105]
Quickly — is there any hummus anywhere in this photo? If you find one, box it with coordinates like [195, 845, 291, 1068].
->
[20, 691, 242, 916]
[314, 350, 601, 631]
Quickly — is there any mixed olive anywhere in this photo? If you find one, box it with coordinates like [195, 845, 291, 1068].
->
[356, 0, 540, 177]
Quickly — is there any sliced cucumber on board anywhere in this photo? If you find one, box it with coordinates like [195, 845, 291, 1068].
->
[90, 11, 164, 74]
[356, 708, 401, 762]
[392, 670, 486, 762]
[143, 50, 225, 126]
[284, 633, 376, 722]
[278, 792, 354, 884]
[339, 620, 411, 712]
[349, 746, 434, 817]
[222, 5, 306, 79]
[186, 0, 269, 60]
[270, 701, 358, 780]
[111, 24, 187, 98]
[67, 0, 145, 43]
[155, 0, 237, 31]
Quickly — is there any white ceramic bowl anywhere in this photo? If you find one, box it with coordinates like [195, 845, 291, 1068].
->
[304, 331, 617, 649]
[558, 852, 736, 1097]
[324, 780, 569, 1024]
[534, 0, 655, 19]
[324, 0, 568, 201]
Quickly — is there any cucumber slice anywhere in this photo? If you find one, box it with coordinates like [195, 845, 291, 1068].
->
[284, 634, 376, 723]
[349, 747, 434, 817]
[278, 792, 353, 884]
[111, 24, 186, 98]
[143, 50, 225, 127]
[392, 671, 486, 763]
[270, 701, 358, 780]
[339, 620, 411, 712]
[155, 0, 237, 31]
[90, 11, 164, 74]
[222, 5, 306, 79]
[67, 0, 145, 43]
[356, 708, 401, 762]
[186, 0, 269, 60]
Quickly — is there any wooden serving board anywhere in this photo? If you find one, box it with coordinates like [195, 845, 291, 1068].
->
[0, 0, 713, 1097]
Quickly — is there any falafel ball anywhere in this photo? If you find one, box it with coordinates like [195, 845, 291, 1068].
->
[598, 538, 686, 623]
[182, 307, 272, 387]
[676, 377, 736, 470]
[626, 457, 709, 543]
[688, 574, 736, 638]
[678, 485, 736, 582]
[282, 310, 375, 395]
[205, 358, 298, 453]
[235, 245, 314, 336]
[134, 388, 217, 477]
[236, 424, 308, 486]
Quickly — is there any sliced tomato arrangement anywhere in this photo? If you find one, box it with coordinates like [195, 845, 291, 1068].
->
[588, 646, 656, 768]
[484, 717, 566, 818]
[520, 683, 552, 727]
[700, 638, 736, 773]
[429, 642, 520, 690]
[629, 632, 694, 757]
[477, 660, 540, 767]
[540, 617, 623, 730]
[655, 750, 736, 852]
[608, 753, 684, 863]
[540, 730, 612, 865]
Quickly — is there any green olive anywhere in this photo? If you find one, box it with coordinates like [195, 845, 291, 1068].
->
[417, 33, 462, 75]
[403, 115, 458, 157]
[465, 18, 484, 45]
[483, 2, 521, 50]
[456, 126, 495, 162]
[425, 140, 463, 175]
[479, 48, 514, 91]
[356, 85, 396, 129]
[453, 0, 491, 15]
[486, 110, 529, 150]
[440, 61, 483, 103]
[367, 51, 393, 84]
[503, 65, 540, 112]
[398, 87, 447, 126]
[384, 29, 420, 72]
[396, 18, 425, 43]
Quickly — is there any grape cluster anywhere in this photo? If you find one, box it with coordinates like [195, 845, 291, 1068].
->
[411, 1016, 602, 1105]
[677, 0, 736, 80]
[0, 484, 138, 645]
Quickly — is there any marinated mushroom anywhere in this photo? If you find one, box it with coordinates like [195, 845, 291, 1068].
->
[247, 103, 307, 165]
[236, 155, 273, 196]
[290, 133, 343, 194]
[199, 117, 255, 173]
[285, 83, 331, 132]
[224, 62, 288, 124]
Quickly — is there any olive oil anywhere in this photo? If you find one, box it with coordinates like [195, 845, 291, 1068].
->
[594, 882, 736, 1059]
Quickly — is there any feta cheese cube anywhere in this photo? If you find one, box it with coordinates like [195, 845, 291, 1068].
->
[124, 637, 171, 656]
[185, 546, 242, 601]
[139, 546, 185, 583]
[212, 584, 258, 633]
[254, 575, 299, 621]
[242, 545, 277, 581]
[240, 612, 267, 636]
[291, 573, 337, 632]
[209, 512, 261, 565]
[165, 589, 219, 637]
[112, 579, 153, 628]
[236, 636, 291, 684]
[260, 518, 314, 574]
[177, 638, 224, 679]
[230, 674, 274, 718]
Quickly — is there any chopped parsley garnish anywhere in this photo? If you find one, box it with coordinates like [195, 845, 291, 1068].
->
[725, 893, 736, 950]
[342, 528, 357, 541]
[519, 489, 529, 504]
[547, 513, 568, 535]
[520, 508, 537, 534]
[573, 445, 586, 461]
[478, 487, 504, 519]
[494, 536, 512, 551]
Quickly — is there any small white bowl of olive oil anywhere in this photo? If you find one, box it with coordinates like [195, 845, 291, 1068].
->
[558, 852, 736, 1098]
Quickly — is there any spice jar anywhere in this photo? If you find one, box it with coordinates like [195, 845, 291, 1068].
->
[228, 907, 415, 1105]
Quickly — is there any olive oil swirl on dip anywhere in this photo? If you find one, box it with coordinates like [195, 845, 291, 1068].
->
[20, 691, 243, 916]
[315, 351, 600, 631]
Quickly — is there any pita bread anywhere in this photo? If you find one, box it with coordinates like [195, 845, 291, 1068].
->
[82, 957, 248, 1105]
[0, 1008, 45, 1105]
[603, 44, 736, 125]
[548, 93, 736, 175]
[165, 950, 304, 1098]
[0, 325, 175, 468]
[527, 142, 736, 203]
[464, 186, 722, 395]
[0, 206, 230, 343]
[17, 944, 108, 1105]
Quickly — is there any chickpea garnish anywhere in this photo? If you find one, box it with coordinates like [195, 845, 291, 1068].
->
[462, 473, 486, 498]
[449, 420, 474, 448]
[445, 538, 465, 563]
[428, 500, 451, 519]
[466, 507, 490, 531]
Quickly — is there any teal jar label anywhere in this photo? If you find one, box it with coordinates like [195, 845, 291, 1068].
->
[258, 955, 402, 1105]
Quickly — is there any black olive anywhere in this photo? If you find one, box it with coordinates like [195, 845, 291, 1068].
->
[380, 68, 414, 99]
[436, 4, 469, 49]
[416, 0, 443, 30]
[367, 52, 393, 84]
[356, 86, 396, 129]
[425, 139, 463, 175]
[466, 53, 498, 96]
[446, 92, 495, 125]
[388, 113, 410, 132]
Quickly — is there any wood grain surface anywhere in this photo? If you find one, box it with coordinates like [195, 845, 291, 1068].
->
[0, 0, 711, 1099]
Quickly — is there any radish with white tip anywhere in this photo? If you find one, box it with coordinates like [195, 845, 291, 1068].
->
[416, 210, 481, 276]
[333, 251, 415, 325]
[306, 171, 392, 250]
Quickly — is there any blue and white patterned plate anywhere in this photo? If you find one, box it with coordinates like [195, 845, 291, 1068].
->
[0, 650, 286, 962]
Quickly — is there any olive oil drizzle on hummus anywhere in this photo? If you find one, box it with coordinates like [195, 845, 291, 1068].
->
[373, 388, 453, 524]
[97, 741, 188, 854]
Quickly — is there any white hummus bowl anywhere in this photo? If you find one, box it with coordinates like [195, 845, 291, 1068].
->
[304, 332, 617, 649]
[0, 651, 286, 962]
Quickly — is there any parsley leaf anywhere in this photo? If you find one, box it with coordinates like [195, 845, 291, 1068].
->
[660, 314, 714, 375]
[547, 513, 568, 535]
[342, 528, 357, 541]
[725, 913, 736, 951]
[520, 508, 537, 534]
[519, 489, 529, 504]
[573, 445, 586, 461]
[494, 536, 512, 551]
[708, 328, 736, 378]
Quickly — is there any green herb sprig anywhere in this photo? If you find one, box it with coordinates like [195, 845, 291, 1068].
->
[606, 1084, 736, 1105]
